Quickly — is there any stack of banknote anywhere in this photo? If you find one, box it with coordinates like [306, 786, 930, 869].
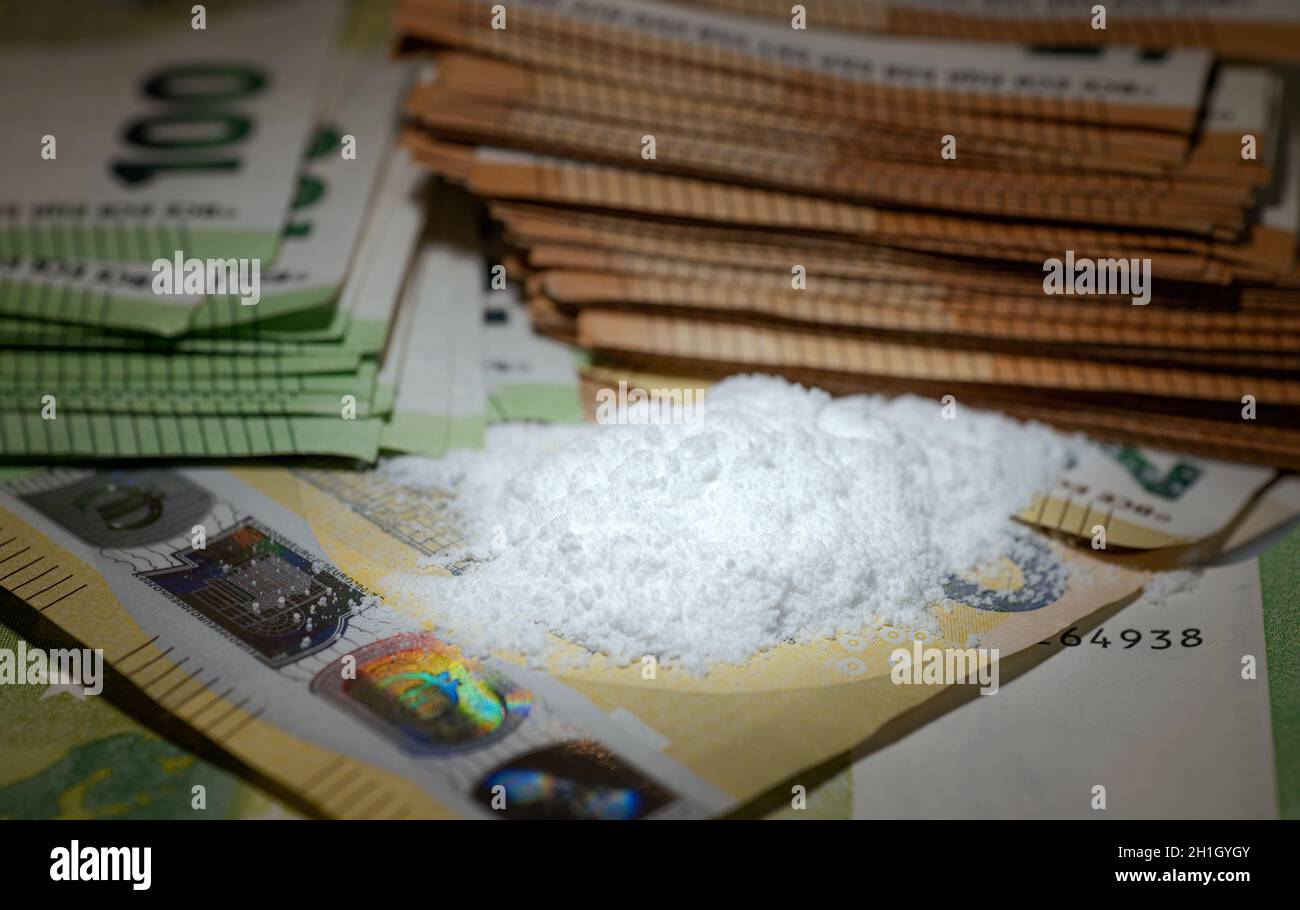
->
[393, 0, 1300, 468]
[686, 0, 1300, 64]
[0, 0, 581, 462]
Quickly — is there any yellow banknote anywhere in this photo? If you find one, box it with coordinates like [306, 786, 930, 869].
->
[0, 464, 1147, 817]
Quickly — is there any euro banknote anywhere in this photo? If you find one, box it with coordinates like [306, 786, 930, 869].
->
[0, 0, 409, 336]
[482, 282, 583, 425]
[0, 460, 1150, 818]
[0, 364, 390, 419]
[752, 534, 1298, 821]
[394, 0, 1300, 466]
[380, 185, 488, 456]
[0, 613, 295, 820]
[0, 414, 387, 461]
[0, 151, 442, 461]
[0, 0, 342, 266]
[0, 191, 483, 461]
[852, 536, 1299, 819]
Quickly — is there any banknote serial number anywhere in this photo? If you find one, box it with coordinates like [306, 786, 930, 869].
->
[1038, 627, 1203, 650]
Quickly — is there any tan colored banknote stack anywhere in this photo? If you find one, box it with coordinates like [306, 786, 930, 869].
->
[393, 0, 1300, 468]
[685, 0, 1300, 64]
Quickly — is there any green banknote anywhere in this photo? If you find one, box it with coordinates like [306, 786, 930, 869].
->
[0, 143, 428, 357]
[0, 179, 462, 460]
[0, 613, 295, 820]
[0, 366, 389, 419]
[381, 185, 486, 456]
[0, 147, 427, 460]
[0, 315, 373, 357]
[482, 283, 583, 425]
[0, 350, 363, 381]
[184, 0, 412, 334]
[0, 0, 409, 336]
[0, 413, 386, 460]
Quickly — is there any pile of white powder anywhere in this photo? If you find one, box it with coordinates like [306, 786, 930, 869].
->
[381, 375, 1073, 671]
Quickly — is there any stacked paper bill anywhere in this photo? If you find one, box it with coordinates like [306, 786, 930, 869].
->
[685, 0, 1300, 64]
[0, 0, 1294, 826]
[392, 0, 1300, 468]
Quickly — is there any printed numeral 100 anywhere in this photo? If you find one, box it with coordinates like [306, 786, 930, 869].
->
[111, 64, 266, 185]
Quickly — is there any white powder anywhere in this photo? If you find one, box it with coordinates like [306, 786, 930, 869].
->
[382, 375, 1073, 671]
